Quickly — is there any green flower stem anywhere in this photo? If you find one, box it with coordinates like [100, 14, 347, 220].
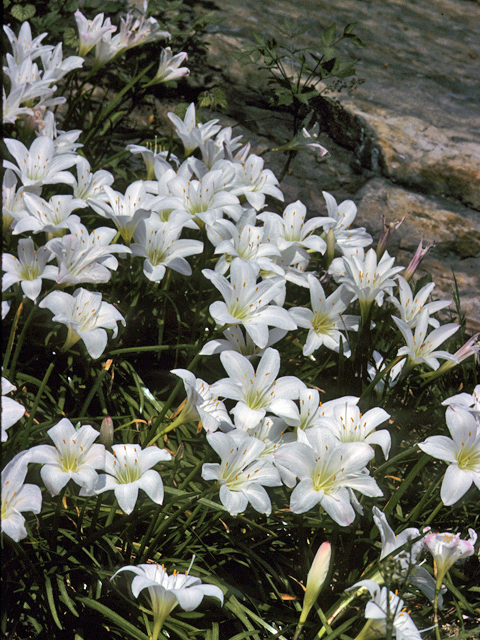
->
[7, 301, 37, 379]
[422, 498, 444, 528]
[3, 299, 24, 373]
[407, 474, 444, 524]
[19, 361, 55, 451]
[315, 589, 362, 639]
[383, 453, 431, 518]
[146, 352, 201, 444]
[359, 355, 406, 402]
[78, 363, 113, 417]
[433, 575, 443, 640]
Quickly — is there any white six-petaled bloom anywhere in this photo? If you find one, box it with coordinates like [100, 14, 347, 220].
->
[202, 430, 282, 515]
[145, 47, 189, 86]
[39, 288, 125, 359]
[1, 450, 42, 542]
[389, 276, 451, 329]
[372, 506, 440, 605]
[392, 307, 459, 371]
[339, 248, 404, 320]
[2, 237, 57, 301]
[131, 215, 203, 282]
[112, 561, 223, 640]
[289, 276, 357, 357]
[3, 136, 77, 189]
[95, 444, 171, 514]
[211, 348, 306, 430]
[274, 428, 382, 525]
[29, 418, 105, 496]
[171, 369, 234, 433]
[318, 402, 391, 459]
[203, 258, 295, 349]
[418, 406, 480, 505]
[348, 579, 422, 640]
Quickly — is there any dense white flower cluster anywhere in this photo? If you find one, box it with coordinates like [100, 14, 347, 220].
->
[2, 12, 479, 639]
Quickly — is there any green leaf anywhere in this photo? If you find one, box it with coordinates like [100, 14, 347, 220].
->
[321, 23, 337, 47]
[63, 27, 79, 48]
[343, 22, 358, 35]
[78, 597, 149, 640]
[11, 3, 36, 20]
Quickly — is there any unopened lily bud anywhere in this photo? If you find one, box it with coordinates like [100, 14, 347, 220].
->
[376, 215, 405, 261]
[299, 541, 331, 625]
[325, 228, 336, 269]
[100, 416, 114, 449]
[403, 237, 435, 282]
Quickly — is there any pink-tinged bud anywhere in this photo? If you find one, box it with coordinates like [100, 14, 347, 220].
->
[424, 530, 477, 582]
[100, 416, 114, 449]
[403, 237, 435, 282]
[299, 542, 331, 625]
[376, 215, 405, 261]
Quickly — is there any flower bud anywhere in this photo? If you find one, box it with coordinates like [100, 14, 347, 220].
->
[100, 416, 114, 449]
[299, 541, 331, 624]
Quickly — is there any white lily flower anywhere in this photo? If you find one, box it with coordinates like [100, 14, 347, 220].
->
[442, 384, 480, 419]
[40, 43, 84, 82]
[74, 10, 117, 57]
[73, 156, 114, 201]
[275, 428, 382, 525]
[13, 192, 85, 236]
[3, 85, 33, 124]
[2, 169, 39, 232]
[318, 402, 391, 459]
[95, 444, 171, 514]
[146, 47, 189, 86]
[418, 406, 480, 505]
[131, 216, 203, 282]
[168, 103, 221, 156]
[289, 276, 358, 357]
[211, 209, 282, 275]
[202, 431, 282, 515]
[89, 181, 156, 244]
[372, 507, 440, 605]
[3, 22, 52, 64]
[29, 418, 105, 496]
[3, 136, 77, 189]
[258, 200, 327, 257]
[200, 127, 244, 169]
[171, 369, 234, 433]
[39, 288, 125, 359]
[423, 529, 477, 582]
[158, 170, 241, 228]
[389, 276, 451, 329]
[1, 451, 42, 542]
[339, 248, 404, 320]
[203, 258, 296, 349]
[46, 221, 130, 286]
[230, 416, 297, 486]
[319, 191, 372, 253]
[2, 377, 26, 442]
[348, 579, 422, 640]
[211, 348, 306, 430]
[200, 324, 287, 360]
[2, 237, 58, 300]
[284, 389, 359, 431]
[112, 561, 223, 640]
[392, 308, 459, 371]
[231, 154, 283, 211]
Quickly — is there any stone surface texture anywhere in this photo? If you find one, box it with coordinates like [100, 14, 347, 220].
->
[194, 0, 480, 331]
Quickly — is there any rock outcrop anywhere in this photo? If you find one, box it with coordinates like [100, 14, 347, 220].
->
[197, 0, 480, 331]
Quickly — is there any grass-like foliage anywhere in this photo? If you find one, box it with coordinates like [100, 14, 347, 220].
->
[2, 2, 479, 639]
